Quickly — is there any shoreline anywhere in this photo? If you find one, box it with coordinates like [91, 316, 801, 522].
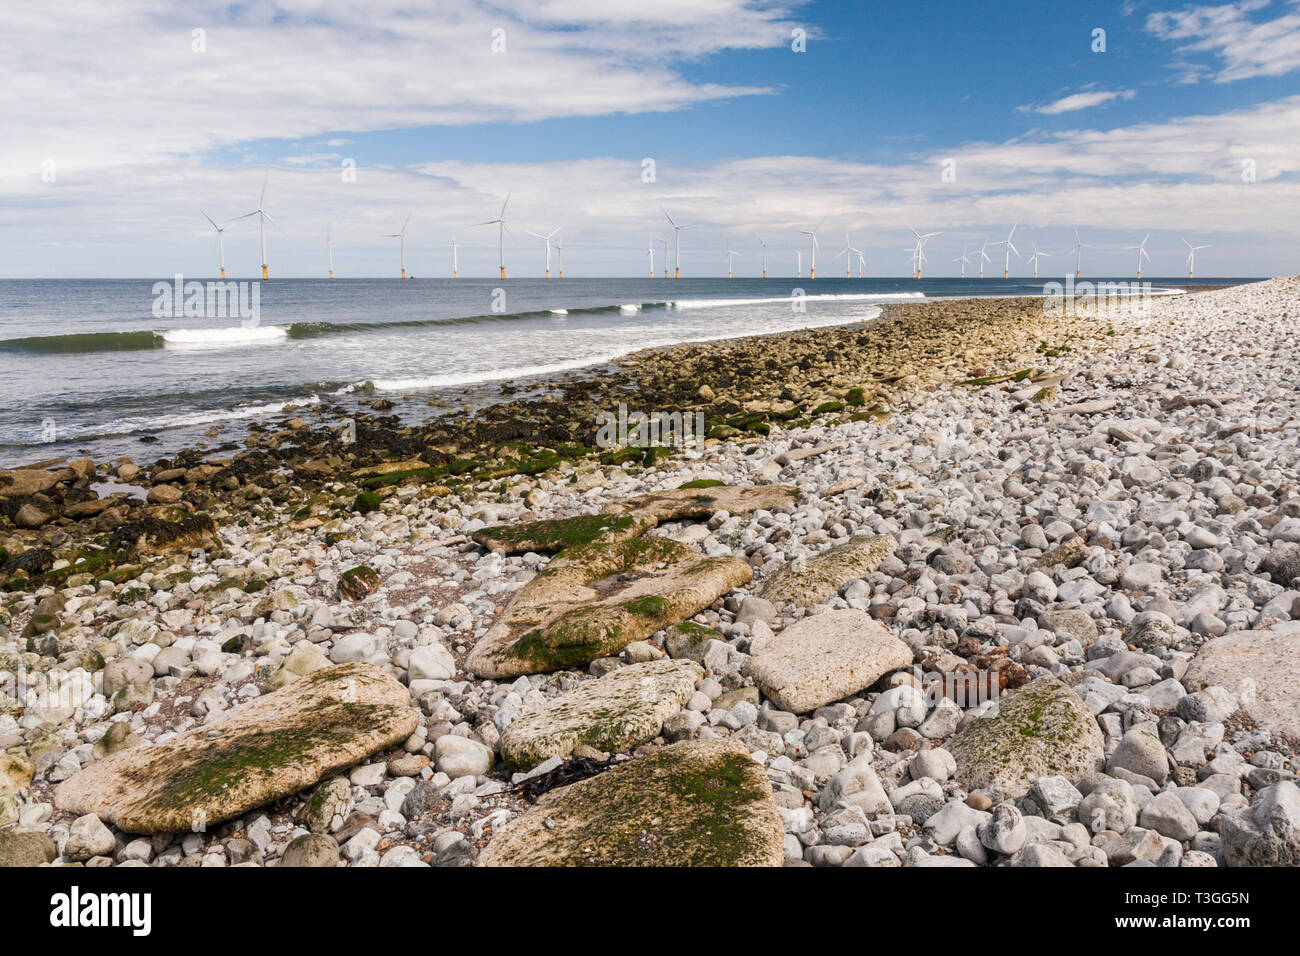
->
[3, 277, 1299, 868]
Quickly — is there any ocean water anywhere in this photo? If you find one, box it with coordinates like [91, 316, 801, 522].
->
[0, 276, 1254, 467]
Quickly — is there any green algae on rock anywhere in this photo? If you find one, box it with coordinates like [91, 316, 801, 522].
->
[606, 484, 799, 522]
[52, 662, 418, 834]
[759, 534, 896, 608]
[947, 677, 1104, 800]
[500, 659, 703, 770]
[473, 512, 657, 554]
[479, 739, 783, 866]
[465, 535, 752, 678]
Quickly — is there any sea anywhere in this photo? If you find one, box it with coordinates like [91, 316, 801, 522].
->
[0, 276, 1257, 468]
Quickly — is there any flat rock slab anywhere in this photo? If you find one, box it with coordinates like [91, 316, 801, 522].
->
[1184, 628, 1300, 738]
[473, 513, 656, 554]
[744, 609, 912, 713]
[479, 739, 783, 866]
[760, 534, 896, 608]
[466, 536, 751, 678]
[1055, 399, 1117, 415]
[54, 663, 418, 834]
[500, 659, 703, 770]
[948, 677, 1104, 799]
[607, 484, 799, 522]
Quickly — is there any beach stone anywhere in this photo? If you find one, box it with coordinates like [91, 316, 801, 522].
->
[280, 833, 341, 868]
[434, 735, 493, 778]
[1079, 778, 1140, 833]
[607, 484, 799, 522]
[267, 643, 331, 690]
[1038, 607, 1099, 648]
[1220, 781, 1300, 867]
[465, 536, 751, 678]
[1140, 791, 1199, 842]
[0, 754, 35, 796]
[0, 468, 59, 498]
[64, 813, 117, 862]
[1184, 629, 1300, 738]
[743, 609, 912, 713]
[478, 739, 783, 866]
[499, 659, 702, 770]
[53, 663, 418, 833]
[947, 678, 1104, 799]
[759, 534, 896, 608]
[0, 830, 57, 867]
[298, 776, 353, 833]
[473, 513, 657, 554]
[1108, 723, 1170, 784]
[1032, 535, 1089, 572]
[820, 752, 892, 814]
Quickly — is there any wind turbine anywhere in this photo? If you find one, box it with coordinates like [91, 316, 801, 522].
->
[326, 226, 334, 280]
[201, 211, 227, 280]
[555, 242, 564, 278]
[725, 246, 742, 279]
[1124, 232, 1151, 280]
[384, 216, 411, 279]
[910, 229, 940, 279]
[756, 236, 768, 278]
[799, 218, 825, 279]
[527, 226, 562, 278]
[662, 208, 695, 279]
[795, 249, 803, 278]
[835, 233, 863, 279]
[656, 238, 670, 278]
[953, 244, 972, 279]
[907, 245, 928, 280]
[1182, 238, 1209, 279]
[647, 243, 655, 278]
[476, 191, 514, 279]
[991, 224, 1019, 279]
[1068, 228, 1093, 279]
[1026, 242, 1050, 279]
[975, 241, 991, 279]
[233, 172, 276, 280]
[450, 236, 460, 278]
[855, 248, 867, 277]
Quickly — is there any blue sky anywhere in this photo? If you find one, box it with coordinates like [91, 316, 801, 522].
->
[2, 0, 1298, 276]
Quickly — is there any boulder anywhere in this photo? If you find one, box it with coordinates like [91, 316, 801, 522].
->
[1184, 629, 1300, 738]
[606, 484, 799, 522]
[500, 659, 702, 770]
[743, 609, 912, 713]
[759, 535, 896, 608]
[53, 663, 418, 833]
[947, 678, 1104, 799]
[479, 739, 783, 866]
[473, 513, 657, 554]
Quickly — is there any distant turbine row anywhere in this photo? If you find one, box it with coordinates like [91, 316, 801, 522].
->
[198, 176, 1209, 280]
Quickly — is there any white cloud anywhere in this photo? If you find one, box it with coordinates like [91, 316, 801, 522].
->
[1020, 89, 1137, 114]
[0, 0, 801, 177]
[1147, 0, 1300, 81]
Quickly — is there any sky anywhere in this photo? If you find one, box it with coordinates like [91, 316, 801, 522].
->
[2, 0, 1298, 278]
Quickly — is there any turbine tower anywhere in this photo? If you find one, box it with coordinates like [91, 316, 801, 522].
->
[527, 226, 562, 278]
[1124, 232, 1151, 280]
[555, 242, 564, 278]
[662, 208, 695, 279]
[835, 233, 863, 279]
[233, 172, 276, 280]
[1069, 228, 1093, 279]
[795, 249, 803, 278]
[201, 210, 227, 280]
[953, 245, 972, 279]
[647, 243, 655, 278]
[991, 224, 1019, 279]
[911, 229, 940, 279]
[799, 217, 825, 279]
[756, 236, 768, 278]
[1026, 242, 1050, 279]
[725, 247, 742, 279]
[475, 191, 513, 279]
[976, 241, 991, 279]
[1182, 238, 1209, 279]
[326, 226, 334, 280]
[384, 216, 410, 279]
[450, 236, 459, 278]
[656, 238, 670, 278]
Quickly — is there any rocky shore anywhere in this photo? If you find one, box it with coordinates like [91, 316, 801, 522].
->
[2, 279, 1299, 868]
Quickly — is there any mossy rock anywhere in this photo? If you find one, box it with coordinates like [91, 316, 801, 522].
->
[947, 677, 1104, 800]
[338, 565, 381, 601]
[479, 739, 783, 866]
[606, 484, 799, 522]
[53, 663, 419, 834]
[473, 513, 656, 555]
[499, 659, 703, 770]
[759, 534, 896, 608]
[677, 479, 725, 490]
[351, 491, 382, 514]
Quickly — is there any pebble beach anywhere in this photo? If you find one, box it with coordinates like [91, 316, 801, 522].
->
[2, 277, 1299, 868]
